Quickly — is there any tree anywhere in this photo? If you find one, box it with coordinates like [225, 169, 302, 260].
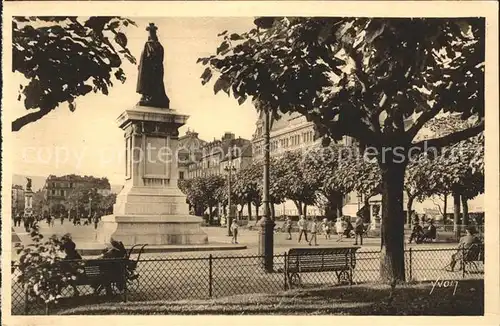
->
[12, 16, 137, 131]
[32, 190, 48, 216]
[179, 175, 226, 223]
[232, 161, 263, 219]
[404, 154, 437, 224]
[275, 150, 318, 217]
[302, 145, 351, 218]
[199, 18, 484, 283]
[422, 116, 484, 236]
[99, 193, 117, 215]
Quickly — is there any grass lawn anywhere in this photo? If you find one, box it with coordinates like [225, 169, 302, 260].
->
[58, 279, 483, 315]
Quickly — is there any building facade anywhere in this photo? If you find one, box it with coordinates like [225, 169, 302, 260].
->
[11, 184, 25, 217]
[251, 111, 357, 218]
[185, 132, 253, 179]
[43, 174, 112, 214]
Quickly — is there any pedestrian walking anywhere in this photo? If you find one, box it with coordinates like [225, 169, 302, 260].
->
[93, 212, 100, 230]
[309, 218, 318, 246]
[60, 213, 64, 225]
[297, 215, 308, 243]
[354, 215, 364, 245]
[284, 216, 292, 240]
[230, 219, 239, 244]
[23, 215, 30, 232]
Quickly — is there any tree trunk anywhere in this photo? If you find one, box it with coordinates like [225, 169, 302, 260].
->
[293, 200, 303, 216]
[209, 206, 213, 225]
[247, 201, 252, 221]
[222, 205, 227, 217]
[443, 193, 448, 222]
[303, 204, 308, 218]
[255, 203, 260, 221]
[336, 193, 343, 217]
[327, 192, 338, 219]
[453, 192, 461, 239]
[461, 195, 469, 228]
[379, 161, 406, 284]
[406, 195, 415, 226]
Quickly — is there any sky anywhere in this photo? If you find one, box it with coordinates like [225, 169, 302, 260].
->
[9, 17, 259, 184]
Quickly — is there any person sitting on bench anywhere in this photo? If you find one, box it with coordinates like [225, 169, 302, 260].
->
[408, 218, 423, 244]
[60, 235, 83, 296]
[445, 226, 482, 272]
[419, 219, 436, 242]
[94, 239, 128, 295]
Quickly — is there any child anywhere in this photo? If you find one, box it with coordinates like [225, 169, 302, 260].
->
[309, 218, 318, 246]
[231, 220, 239, 244]
[322, 218, 331, 240]
[284, 217, 292, 240]
[335, 217, 344, 242]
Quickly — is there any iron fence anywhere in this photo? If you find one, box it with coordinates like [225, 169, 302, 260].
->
[11, 248, 484, 315]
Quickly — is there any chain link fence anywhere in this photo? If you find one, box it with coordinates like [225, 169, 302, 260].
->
[11, 247, 484, 315]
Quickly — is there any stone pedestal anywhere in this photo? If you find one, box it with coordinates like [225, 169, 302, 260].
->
[24, 189, 33, 218]
[97, 105, 208, 246]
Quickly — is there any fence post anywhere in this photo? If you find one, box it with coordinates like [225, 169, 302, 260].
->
[462, 247, 466, 279]
[123, 263, 128, 303]
[409, 248, 413, 282]
[24, 290, 29, 315]
[283, 253, 288, 291]
[208, 254, 213, 298]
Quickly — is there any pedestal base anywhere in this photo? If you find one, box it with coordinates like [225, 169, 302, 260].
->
[97, 215, 208, 246]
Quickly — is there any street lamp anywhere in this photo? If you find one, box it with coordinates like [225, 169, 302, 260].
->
[89, 197, 92, 217]
[224, 147, 237, 237]
[254, 17, 276, 273]
[357, 193, 362, 211]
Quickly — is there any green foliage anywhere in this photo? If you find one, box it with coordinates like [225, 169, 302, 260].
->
[179, 175, 226, 211]
[12, 16, 137, 131]
[274, 150, 317, 206]
[232, 163, 262, 206]
[405, 115, 484, 202]
[12, 225, 81, 305]
[302, 145, 381, 200]
[199, 18, 484, 149]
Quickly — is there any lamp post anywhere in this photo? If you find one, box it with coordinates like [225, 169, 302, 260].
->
[89, 196, 92, 218]
[224, 147, 237, 237]
[254, 17, 276, 273]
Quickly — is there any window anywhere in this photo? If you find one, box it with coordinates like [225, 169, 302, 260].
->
[179, 172, 185, 180]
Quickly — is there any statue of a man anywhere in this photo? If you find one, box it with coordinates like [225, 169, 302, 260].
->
[26, 177, 32, 191]
[136, 23, 170, 108]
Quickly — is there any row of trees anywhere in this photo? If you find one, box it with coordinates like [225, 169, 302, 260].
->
[199, 17, 484, 282]
[179, 125, 484, 228]
[31, 187, 117, 218]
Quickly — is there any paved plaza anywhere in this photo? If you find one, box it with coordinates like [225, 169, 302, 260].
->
[11, 221, 459, 258]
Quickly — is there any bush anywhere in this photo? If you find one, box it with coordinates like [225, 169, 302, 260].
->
[12, 224, 82, 307]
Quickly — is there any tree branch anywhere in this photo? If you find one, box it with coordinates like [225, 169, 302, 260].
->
[407, 103, 442, 140]
[12, 108, 54, 132]
[414, 120, 484, 150]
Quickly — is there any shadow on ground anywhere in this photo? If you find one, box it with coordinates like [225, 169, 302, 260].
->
[57, 279, 483, 315]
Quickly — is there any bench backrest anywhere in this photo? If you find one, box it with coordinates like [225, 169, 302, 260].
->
[287, 247, 359, 271]
[463, 243, 484, 261]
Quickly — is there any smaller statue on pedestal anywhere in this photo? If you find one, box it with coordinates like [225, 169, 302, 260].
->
[26, 177, 32, 192]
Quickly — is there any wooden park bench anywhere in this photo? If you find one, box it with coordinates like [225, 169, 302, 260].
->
[285, 247, 360, 288]
[22, 244, 147, 314]
[461, 243, 484, 273]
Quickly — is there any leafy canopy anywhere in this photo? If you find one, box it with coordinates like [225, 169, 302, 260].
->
[12, 16, 137, 131]
[199, 18, 484, 155]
